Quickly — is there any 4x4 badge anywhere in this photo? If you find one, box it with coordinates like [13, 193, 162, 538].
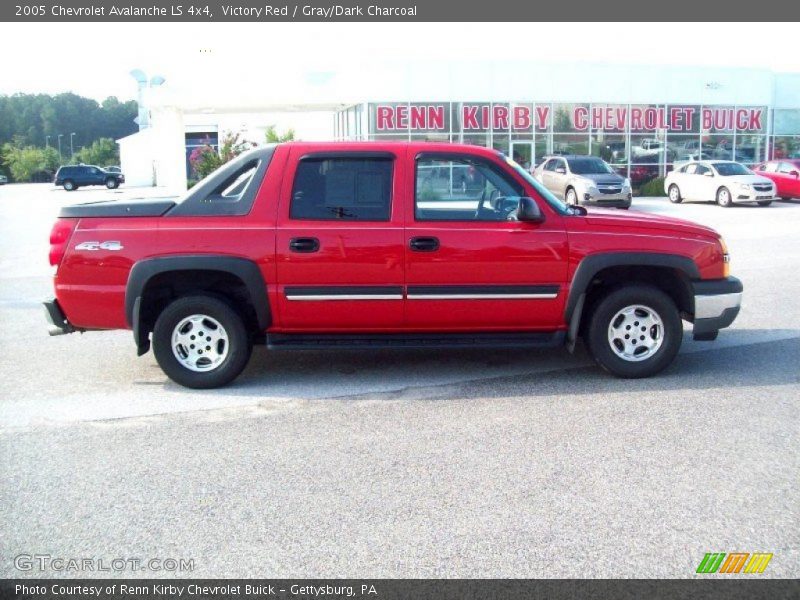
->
[74, 241, 124, 251]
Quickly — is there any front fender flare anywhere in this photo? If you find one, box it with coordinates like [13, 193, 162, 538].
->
[564, 252, 700, 351]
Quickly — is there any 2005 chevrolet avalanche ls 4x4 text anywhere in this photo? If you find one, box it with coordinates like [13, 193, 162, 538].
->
[44, 142, 742, 388]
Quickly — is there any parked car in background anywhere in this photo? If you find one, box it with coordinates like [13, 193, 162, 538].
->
[0, 173, 7, 185]
[665, 160, 775, 207]
[632, 139, 664, 160]
[752, 160, 800, 200]
[54, 165, 125, 191]
[532, 155, 632, 208]
[674, 140, 714, 162]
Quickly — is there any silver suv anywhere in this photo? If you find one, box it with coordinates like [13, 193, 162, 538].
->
[532, 155, 632, 209]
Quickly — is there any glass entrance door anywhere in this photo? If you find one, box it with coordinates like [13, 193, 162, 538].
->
[510, 142, 534, 171]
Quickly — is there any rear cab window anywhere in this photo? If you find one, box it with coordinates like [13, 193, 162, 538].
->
[167, 146, 275, 217]
[290, 156, 393, 221]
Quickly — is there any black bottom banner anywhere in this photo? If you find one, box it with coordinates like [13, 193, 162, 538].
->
[1, 579, 799, 600]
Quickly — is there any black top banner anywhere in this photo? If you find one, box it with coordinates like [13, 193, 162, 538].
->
[3, 0, 800, 21]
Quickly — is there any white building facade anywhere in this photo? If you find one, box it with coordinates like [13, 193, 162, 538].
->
[118, 62, 800, 193]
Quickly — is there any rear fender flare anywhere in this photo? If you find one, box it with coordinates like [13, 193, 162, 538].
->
[126, 255, 270, 354]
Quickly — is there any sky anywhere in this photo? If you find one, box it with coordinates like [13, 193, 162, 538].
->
[1, 22, 799, 102]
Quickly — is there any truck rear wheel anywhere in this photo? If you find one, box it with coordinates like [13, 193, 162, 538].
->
[152, 295, 252, 389]
[585, 284, 682, 378]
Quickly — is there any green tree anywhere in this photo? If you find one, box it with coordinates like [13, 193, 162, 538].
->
[1, 142, 60, 182]
[72, 138, 119, 167]
[0, 93, 137, 152]
[265, 125, 295, 143]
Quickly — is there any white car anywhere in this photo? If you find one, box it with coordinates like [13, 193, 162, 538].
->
[664, 160, 775, 207]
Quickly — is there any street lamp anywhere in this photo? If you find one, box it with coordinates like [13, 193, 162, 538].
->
[45, 136, 50, 148]
[57, 134, 63, 158]
[130, 69, 166, 130]
[70, 133, 76, 157]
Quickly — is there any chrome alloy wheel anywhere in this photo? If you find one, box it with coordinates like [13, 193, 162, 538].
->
[171, 314, 229, 372]
[607, 304, 664, 362]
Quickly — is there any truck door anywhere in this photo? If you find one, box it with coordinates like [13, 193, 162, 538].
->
[405, 150, 569, 331]
[275, 148, 405, 331]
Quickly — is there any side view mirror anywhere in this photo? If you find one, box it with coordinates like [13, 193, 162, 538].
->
[517, 197, 545, 223]
[791, 170, 799, 178]
[555, 167, 567, 174]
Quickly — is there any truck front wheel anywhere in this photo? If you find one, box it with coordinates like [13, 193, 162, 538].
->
[152, 295, 252, 389]
[585, 284, 682, 378]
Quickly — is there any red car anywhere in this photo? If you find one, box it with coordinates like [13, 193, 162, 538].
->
[44, 142, 742, 388]
[753, 160, 800, 200]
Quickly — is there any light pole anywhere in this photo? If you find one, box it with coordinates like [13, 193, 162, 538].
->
[45, 136, 50, 148]
[57, 134, 63, 158]
[70, 133, 76, 157]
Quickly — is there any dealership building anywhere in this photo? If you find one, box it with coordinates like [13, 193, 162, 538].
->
[118, 62, 800, 193]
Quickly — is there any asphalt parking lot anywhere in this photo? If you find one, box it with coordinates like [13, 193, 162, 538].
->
[0, 183, 798, 578]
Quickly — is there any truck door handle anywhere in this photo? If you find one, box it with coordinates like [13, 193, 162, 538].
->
[409, 236, 440, 252]
[289, 237, 320, 253]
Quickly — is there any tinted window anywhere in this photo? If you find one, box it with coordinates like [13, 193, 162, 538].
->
[290, 157, 392, 221]
[544, 159, 557, 172]
[695, 164, 711, 176]
[683, 164, 697, 174]
[713, 162, 751, 176]
[415, 155, 524, 221]
[567, 157, 614, 175]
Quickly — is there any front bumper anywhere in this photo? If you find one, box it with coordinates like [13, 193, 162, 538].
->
[692, 277, 743, 340]
[734, 188, 774, 202]
[582, 191, 632, 208]
[43, 298, 76, 336]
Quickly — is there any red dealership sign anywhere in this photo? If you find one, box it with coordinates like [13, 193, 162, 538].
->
[373, 103, 764, 132]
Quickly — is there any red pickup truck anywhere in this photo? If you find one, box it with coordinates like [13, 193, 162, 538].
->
[44, 142, 742, 388]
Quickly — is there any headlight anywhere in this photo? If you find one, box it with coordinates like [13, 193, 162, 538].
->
[737, 183, 751, 190]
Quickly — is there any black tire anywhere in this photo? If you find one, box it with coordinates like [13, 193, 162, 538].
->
[585, 284, 683, 379]
[63, 179, 75, 191]
[716, 186, 733, 207]
[565, 187, 578, 206]
[757, 200, 772, 207]
[668, 184, 682, 204]
[105, 178, 119, 189]
[780, 197, 792, 202]
[152, 295, 252, 389]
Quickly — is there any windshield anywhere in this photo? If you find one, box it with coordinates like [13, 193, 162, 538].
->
[503, 155, 570, 215]
[567, 157, 614, 175]
[712, 162, 752, 176]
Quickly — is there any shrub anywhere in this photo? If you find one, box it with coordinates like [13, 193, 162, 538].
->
[637, 177, 666, 197]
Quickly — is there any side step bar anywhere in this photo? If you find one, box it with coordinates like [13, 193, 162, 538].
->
[266, 331, 565, 350]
